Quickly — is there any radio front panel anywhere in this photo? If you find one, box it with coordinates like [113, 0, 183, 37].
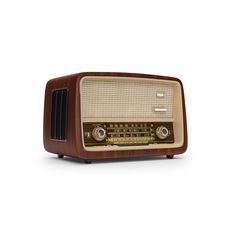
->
[80, 76, 184, 150]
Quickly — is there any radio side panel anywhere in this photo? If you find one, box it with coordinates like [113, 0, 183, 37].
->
[43, 74, 79, 157]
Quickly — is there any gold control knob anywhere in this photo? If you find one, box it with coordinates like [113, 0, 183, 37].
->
[92, 127, 106, 141]
[156, 126, 169, 139]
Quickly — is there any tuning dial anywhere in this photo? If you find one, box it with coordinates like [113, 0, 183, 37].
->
[92, 127, 106, 141]
[156, 126, 169, 139]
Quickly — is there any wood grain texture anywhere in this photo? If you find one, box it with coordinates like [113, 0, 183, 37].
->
[44, 72, 188, 160]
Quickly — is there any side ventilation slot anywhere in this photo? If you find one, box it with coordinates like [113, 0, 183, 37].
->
[50, 88, 68, 140]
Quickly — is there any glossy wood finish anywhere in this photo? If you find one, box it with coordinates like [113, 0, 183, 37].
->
[44, 72, 188, 160]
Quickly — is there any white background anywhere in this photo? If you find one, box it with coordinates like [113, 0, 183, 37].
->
[0, 0, 235, 235]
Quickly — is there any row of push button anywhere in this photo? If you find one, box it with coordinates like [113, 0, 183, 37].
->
[108, 123, 154, 128]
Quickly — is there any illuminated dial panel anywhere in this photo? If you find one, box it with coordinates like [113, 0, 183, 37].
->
[83, 122, 174, 146]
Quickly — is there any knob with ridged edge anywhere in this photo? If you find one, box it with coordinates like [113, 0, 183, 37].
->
[156, 126, 169, 139]
[92, 127, 106, 141]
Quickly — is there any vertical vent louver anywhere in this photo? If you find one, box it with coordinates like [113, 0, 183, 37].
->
[50, 88, 68, 140]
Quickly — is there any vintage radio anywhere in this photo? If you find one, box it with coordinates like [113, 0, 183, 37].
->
[43, 72, 187, 163]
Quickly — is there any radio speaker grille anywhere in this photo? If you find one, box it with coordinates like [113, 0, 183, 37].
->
[50, 88, 68, 140]
[81, 79, 174, 119]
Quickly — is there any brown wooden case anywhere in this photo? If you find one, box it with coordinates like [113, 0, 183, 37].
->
[43, 72, 187, 162]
